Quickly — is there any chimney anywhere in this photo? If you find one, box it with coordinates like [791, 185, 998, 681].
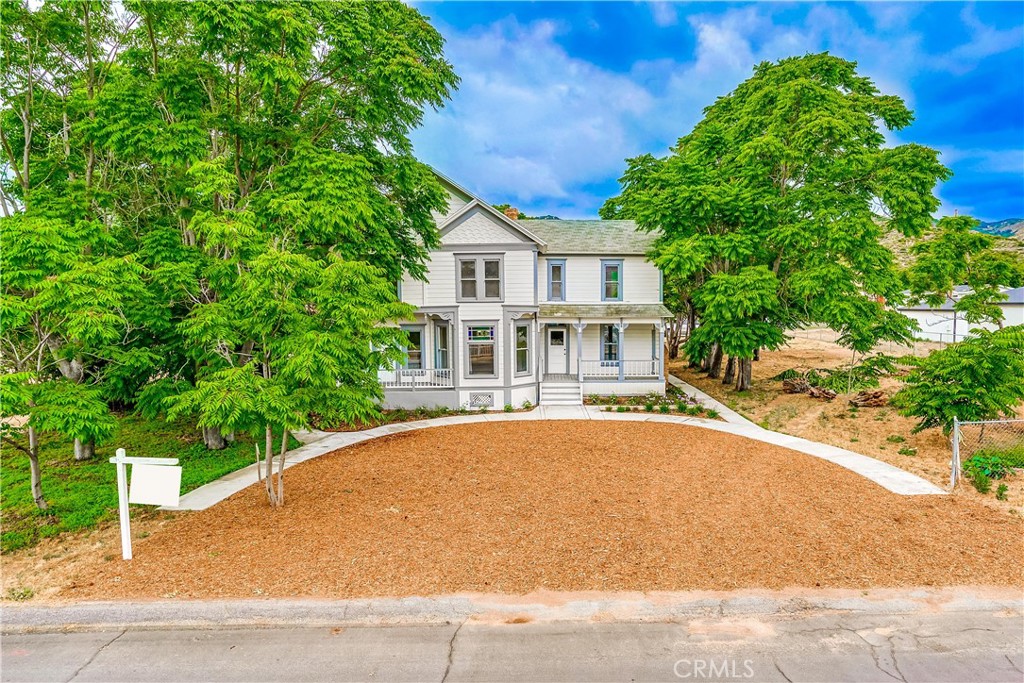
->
[504, 206, 519, 220]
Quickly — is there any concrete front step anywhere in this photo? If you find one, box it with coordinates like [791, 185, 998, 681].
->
[540, 382, 583, 406]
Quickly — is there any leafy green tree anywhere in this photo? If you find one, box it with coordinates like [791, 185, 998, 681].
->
[3, 1, 458, 481]
[1, 1, 148, 460]
[892, 326, 1024, 433]
[603, 53, 948, 390]
[906, 215, 1024, 335]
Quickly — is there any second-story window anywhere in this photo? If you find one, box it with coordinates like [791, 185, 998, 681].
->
[457, 255, 503, 301]
[548, 259, 565, 301]
[602, 259, 623, 301]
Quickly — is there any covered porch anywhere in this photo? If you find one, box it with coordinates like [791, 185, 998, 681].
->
[538, 303, 671, 389]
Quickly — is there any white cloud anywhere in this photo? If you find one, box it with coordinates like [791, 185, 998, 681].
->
[411, 4, 1021, 218]
[412, 17, 654, 216]
[648, 2, 678, 28]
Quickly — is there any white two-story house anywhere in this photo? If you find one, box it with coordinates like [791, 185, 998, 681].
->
[378, 172, 671, 408]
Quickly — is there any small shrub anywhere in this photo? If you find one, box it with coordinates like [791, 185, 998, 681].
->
[616, 405, 628, 413]
[658, 404, 670, 414]
[850, 437, 859, 443]
[521, 400, 533, 410]
[604, 406, 613, 412]
[504, 404, 514, 413]
[965, 455, 1011, 480]
[644, 403, 654, 412]
[996, 484, 1009, 501]
[685, 405, 702, 416]
[5, 586, 33, 601]
[705, 409, 720, 419]
[971, 472, 992, 494]
[898, 446, 917, 456]
[886, 435, 905, 443]
[676, 401, 687, 412]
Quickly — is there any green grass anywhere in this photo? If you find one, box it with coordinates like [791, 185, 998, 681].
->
[1, 415, 297, 553]
[972, 445, 1024, 469]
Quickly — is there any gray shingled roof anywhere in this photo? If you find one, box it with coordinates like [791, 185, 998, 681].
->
[523, 219, 656, 255]
[540, 303, 673, 319]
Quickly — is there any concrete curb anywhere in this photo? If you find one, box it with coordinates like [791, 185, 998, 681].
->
[4, 588, 1020, 633]
[165, 388, 944, 511]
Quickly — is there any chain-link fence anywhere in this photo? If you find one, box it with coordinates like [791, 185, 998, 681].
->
[788, 328, 950, 358]
[951, 418, 1024, 488]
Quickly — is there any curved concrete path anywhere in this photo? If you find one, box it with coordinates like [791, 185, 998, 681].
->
[165, 381, 943, 512]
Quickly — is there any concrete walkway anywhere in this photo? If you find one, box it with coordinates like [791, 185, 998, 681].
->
[165, 379, 943, 512]
[4, 589, 1021, 683]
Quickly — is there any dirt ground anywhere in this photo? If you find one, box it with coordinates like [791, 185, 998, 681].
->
[6, 421, 1020, 602]
[668, 335, 1024, 516]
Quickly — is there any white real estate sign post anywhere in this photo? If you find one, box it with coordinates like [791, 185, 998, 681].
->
[110, 448, 181, 560]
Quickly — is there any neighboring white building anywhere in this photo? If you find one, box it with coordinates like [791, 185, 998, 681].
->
[898, 286, 1024, 343]
[378, 172, 671, 408]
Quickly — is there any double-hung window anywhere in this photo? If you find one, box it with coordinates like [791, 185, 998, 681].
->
[435, 324, 450, 369]
[466, 324, 496, 377]
[601, 259, 623, 301]
[401, 325, 424, 369]
[515, 322, 530, 375]
[600, 324, 619, 363]
[548, 259, 565, 301]
[457, 256, 503, 301]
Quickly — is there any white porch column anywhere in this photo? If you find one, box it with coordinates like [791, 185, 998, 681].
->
[573, 321, 587, 381]
[616, 321, 629, 381]
[657, 321, 665, 380]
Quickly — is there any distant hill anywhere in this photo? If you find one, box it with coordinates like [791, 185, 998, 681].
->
[976, 218, 1024, 238]
[882, 226, 1024, 267]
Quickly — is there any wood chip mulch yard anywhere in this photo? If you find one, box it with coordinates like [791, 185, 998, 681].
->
[62, 422, 1022, 600]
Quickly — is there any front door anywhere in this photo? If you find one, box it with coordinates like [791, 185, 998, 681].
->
[547, 327, 568, 374]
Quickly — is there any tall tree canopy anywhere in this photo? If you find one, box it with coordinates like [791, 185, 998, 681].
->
[602, 53, 951, 389]
[1, 0, 458, 507]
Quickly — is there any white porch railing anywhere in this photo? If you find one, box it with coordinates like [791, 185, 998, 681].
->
[380, 368, 453, 388]
[579, 359, 659, 380]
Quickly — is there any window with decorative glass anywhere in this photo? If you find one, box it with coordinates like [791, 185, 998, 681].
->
[466, 325, 496, 376]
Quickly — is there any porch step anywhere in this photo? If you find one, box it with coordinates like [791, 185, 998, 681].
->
[540, 381, 583, 406]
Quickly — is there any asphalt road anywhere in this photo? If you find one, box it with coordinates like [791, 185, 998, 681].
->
[4, 609, 1023, 682]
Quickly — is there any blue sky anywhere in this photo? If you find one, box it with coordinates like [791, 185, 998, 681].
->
[409, 1, 1024, 221]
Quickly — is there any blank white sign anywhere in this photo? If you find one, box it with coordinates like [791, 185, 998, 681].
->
[129, 464, 182, 507]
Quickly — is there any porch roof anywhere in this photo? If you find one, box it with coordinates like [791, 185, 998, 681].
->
[539, 303, 673, 319]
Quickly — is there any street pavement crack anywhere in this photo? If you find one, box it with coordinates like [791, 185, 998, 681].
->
[441, 620, 465, 683]
[66, 629, 127, 683]
[772, 659, 793, 683]
[1006, 654, 1023, 674]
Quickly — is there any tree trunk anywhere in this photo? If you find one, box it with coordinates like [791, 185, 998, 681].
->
[73, 437, 95, 461]
[707, 344, 723, 379]
[276, 429, 289, 505]
[723, 356, 737, 384]
[735, 358, 753, 392]
[27, 427, 47, 510]
[264, 424, 277, 506]
[202, 426, 227, 450]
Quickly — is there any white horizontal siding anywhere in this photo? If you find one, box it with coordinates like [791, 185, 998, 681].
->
[539, 255, 660, 304]
[423, 253, 456, 306]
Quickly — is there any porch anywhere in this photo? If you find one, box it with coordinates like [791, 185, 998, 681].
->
[538, 303, 670, 389]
